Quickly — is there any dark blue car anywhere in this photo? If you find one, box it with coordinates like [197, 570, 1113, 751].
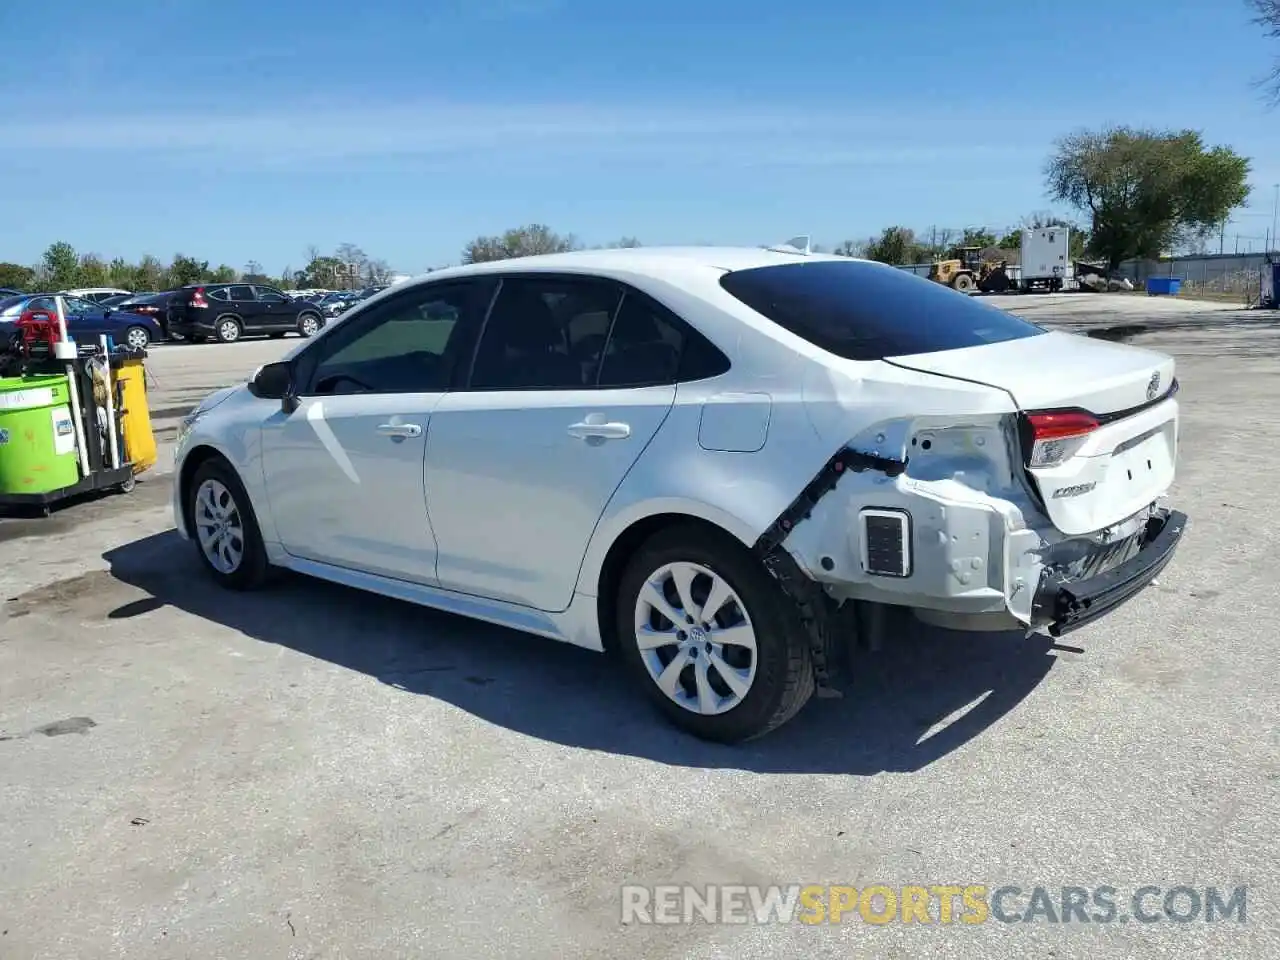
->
[0, 293, 164, 350]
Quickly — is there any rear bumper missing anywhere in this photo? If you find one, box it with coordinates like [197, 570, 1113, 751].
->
[1031, 509, 1187, 637]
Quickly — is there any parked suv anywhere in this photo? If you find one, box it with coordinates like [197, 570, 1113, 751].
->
[168, 283, 325, 343]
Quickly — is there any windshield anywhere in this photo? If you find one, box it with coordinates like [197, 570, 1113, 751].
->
[719, 259, 1045, 361]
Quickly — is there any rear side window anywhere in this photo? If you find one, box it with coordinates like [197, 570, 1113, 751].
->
[597, 292, 728, 387]
[206, 286, 230, 301]
[719, 260, 1045, 361]
[468, 277, 622, 390]
[228, 285, 256, 302]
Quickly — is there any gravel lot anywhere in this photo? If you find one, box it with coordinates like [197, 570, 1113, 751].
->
[1, 294, 1277, 959]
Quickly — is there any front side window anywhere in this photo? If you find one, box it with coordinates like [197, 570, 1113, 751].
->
[719, 259, 1045, 361]
[306, 282, 485, 395]
[255, 286, 287, 302]
[468, 277, 622, 390]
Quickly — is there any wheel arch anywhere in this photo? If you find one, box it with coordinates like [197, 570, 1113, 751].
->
[176, 444, 230, 537]
[586, 501, 762, 654]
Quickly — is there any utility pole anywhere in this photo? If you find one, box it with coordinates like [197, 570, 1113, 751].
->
[1273, 183, 1280, 255]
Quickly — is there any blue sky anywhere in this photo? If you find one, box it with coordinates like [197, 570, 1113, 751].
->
[2, 0, 1278, 275]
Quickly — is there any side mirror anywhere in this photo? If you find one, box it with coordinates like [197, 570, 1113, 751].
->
[248, 360, 298, 411]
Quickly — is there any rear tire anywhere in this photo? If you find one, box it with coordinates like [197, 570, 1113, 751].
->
[124, 325, 151, 350]
[214, 316, 242, 344]
[616, 524, 814, 742]
[187, 457, 270, 590]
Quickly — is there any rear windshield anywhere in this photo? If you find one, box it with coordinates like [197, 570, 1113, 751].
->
[719, 259, 1045, 361]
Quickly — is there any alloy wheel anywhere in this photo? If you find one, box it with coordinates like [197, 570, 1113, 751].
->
[194, 478, 246, 574]
[633, 561, 757, 715]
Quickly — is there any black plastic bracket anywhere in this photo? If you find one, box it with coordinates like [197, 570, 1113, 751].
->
[752, 447, 908, 696]
[754, 448, 907, 556]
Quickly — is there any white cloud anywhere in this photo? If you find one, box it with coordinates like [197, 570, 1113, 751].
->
[2, 102, 1036, 170]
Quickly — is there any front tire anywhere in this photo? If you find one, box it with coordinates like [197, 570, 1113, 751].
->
[187, 457, 270, 590]
[297, 313, 322, 337]
[616, 524, 814, 742]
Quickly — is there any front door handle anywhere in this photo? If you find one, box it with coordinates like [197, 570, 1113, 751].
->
[567, 420, 630, 441]
[376, 422, 423, 439]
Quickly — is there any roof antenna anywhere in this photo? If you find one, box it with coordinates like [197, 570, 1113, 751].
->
[766, 235, 812, 255]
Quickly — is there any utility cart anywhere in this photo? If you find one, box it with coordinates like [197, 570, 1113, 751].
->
[0, 299, 157, 515]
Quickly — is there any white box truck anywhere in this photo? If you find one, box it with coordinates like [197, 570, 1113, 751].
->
[1019, 227, 1072, 292]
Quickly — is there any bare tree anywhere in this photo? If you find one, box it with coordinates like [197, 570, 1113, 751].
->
[364, 259, 393, 284]
[1251, 0, 1280, 102]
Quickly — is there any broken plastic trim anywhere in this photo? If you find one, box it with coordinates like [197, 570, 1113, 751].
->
[753, 448, 908, 555]
[752, 447, 908, 695]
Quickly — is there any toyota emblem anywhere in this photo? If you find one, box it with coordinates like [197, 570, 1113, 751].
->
[1146, 371, 1161, 400]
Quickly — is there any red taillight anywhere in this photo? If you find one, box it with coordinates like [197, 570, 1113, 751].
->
[1025, 410, 1099, 469]
[191, 287, 208, 308]
[1027, 411, 1099, 441]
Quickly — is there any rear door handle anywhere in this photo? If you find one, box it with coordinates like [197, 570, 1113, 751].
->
[376, 422, 423, 439]
[567, 420, 630, 441]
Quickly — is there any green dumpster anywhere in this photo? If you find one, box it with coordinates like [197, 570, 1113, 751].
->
[0, 375, 82, 496]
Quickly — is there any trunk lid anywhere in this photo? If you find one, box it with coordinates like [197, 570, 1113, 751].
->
[888, 331, 1178, 535]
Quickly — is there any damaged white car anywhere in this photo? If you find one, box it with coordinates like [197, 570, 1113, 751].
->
[173, 246, 1185, 742]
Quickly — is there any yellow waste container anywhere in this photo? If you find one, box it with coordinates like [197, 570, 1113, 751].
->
[113, 358, 157, 474]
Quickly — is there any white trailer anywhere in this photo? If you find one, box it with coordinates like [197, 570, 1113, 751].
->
[1019, 227, 1073, 292]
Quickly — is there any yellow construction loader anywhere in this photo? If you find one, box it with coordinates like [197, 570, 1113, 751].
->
[928, 246, 1014, 294]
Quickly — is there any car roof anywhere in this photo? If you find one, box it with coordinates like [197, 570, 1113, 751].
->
[413, 245, 853, 287]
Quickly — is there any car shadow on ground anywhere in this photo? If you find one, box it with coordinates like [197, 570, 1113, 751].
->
[104, 530, 1062, 776]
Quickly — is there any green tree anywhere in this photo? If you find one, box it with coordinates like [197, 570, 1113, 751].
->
[462, 223, 578, 263]
[954, 227, 997, 254]
[300, 256, 343, 288]
[1045, 126, 1250, 269]
[107, 258, 133, 288]
[0, 262, 36, 290]
[209, 264, 238, 283]
[42, 241, 81, 289]
[169, 254, 209, 286]
[134, 255, 166, 292]
[863, 226, 923, 265]
[78, 254, 110, 287]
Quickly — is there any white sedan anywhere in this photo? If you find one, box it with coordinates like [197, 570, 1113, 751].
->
[172, 246, 1186, 742]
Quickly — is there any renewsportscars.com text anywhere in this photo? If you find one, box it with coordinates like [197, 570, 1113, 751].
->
[620, 884, 1248, 926]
